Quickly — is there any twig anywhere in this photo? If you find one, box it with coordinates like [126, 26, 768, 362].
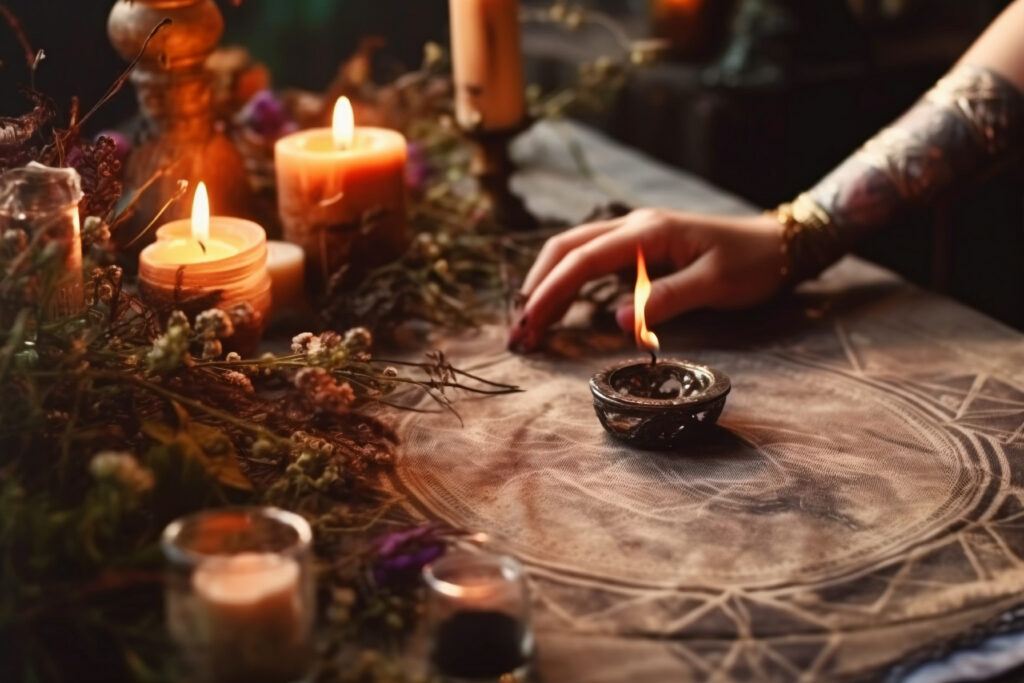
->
[44, 17, 171, 163]
[0, 4, 36, 72]
[122, 179, 189, 247]
[72, 19, 171, 134]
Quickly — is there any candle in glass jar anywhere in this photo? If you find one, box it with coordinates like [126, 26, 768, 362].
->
[162, 507, 314, 683]
[274, 96, 407, 289]
[138, 182, 271, 354]
[192, 552, 303, 645]
[449, 0, 526, 131]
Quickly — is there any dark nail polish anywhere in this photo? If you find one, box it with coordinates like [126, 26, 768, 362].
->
[507, 318, 536, 353]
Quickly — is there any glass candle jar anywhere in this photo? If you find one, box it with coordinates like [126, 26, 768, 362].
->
[138, 216, 271, 355]
[161, 507, 314, 683]
[0, 162, 84, 323]
[423, 550, 533, 682]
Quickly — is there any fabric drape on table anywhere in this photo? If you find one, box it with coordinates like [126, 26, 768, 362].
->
[387, 122, 1024, 682]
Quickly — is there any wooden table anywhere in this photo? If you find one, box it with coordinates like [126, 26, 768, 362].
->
[389, 121, 1024, 682]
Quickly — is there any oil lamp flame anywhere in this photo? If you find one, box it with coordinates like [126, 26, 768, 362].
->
[332, 96, 355, 150]
[634, 246, 660, 359]
[191, 181, 210, 246]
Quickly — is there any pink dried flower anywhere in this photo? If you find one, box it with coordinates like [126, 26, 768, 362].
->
[224, 370, 254, 393]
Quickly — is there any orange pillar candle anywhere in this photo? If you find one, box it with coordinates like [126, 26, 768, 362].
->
[449, 0, 526, 131]
[138, 182, 271, 353]
[274, 97, 408, 288]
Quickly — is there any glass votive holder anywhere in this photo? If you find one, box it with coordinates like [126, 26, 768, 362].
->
[0, 161, 84, 324]
[161, 506, 314, 683]
[423, 550, 533, 682]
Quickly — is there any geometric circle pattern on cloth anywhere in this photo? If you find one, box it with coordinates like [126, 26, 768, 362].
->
[387, 278, 1024, 681]
[395, 350, 982, 590]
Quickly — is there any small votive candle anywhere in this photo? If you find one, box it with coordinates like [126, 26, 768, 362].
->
[275, 97, 408, 289]
[162, 507, 314, 683]
[138, 183, 271, 355]
[423, 550, 533, 681]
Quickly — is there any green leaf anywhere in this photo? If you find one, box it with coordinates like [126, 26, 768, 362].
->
[142, 401, 252, 492]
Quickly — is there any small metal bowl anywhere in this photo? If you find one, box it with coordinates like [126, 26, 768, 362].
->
[589, 358, 731, 450]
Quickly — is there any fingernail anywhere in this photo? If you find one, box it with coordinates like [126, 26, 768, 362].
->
[507, 314, 537, 353]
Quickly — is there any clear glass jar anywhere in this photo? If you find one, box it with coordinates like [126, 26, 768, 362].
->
[161, 506, 314, 683]
[0, 162, 84, 322]
[423, 550, 533, 682]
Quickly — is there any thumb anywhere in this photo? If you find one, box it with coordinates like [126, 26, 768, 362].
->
[615, 258, 715, 332]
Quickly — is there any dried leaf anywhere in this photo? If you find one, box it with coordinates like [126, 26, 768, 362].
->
[142, 401, 253, 491]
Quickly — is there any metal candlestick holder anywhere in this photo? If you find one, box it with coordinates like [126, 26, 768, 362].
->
[590, 358, 731, 449]
[463, 125, 539, 231]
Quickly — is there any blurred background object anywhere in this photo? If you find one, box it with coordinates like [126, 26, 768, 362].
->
[0, 0, 1019, 327]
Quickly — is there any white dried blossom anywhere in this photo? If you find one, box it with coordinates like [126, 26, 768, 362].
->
[291, 332, 314, 353]
[201, 339, 223, 360]
[343, 327, 373, 352]
[252, 438, 278, 459]
[227, 302, 255, 328]
[167, 310, 191, 334]
[146, 319, 191, 374]
[195, 308, 234, 340]
[2, 228, 27, 252]
[89, 451, 155, 493]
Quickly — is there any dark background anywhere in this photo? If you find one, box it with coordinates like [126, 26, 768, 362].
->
[0, 0, 1021, 329]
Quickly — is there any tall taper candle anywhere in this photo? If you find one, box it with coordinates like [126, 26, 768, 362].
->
[449, 0, 527, 131]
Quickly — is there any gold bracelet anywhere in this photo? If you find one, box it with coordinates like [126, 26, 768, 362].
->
[770, 193, 844, 285]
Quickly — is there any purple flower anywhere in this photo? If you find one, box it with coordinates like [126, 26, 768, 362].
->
[371, 524, 446, 587]
[96, 131, 132, 165]
[404, 142, 434, 192]
[240, 90, 297, 140]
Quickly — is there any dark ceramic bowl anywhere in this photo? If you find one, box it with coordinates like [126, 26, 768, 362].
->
[589, 358, 731, 450]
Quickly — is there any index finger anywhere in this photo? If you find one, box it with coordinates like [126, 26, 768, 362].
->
[520, 217, 624, 297]
[522, 220, 655, 336]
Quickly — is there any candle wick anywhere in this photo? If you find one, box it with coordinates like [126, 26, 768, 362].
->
[649, 350, 657, 367]
[198, 240, 207, 255]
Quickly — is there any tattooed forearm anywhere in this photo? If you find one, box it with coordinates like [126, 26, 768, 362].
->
[776, 64, 1024, 283]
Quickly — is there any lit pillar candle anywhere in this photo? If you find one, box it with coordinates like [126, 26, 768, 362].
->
[138, 182, 271, 354]
[449, 0, 526, 131]
[274, 96, 408, 289]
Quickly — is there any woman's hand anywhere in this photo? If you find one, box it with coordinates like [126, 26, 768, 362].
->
[508, 209, 787, 352]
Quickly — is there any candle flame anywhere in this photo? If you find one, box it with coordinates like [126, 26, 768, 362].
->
[634, 246, 660, 354]
[332, 96, 355, 149]
[191, 182, 210, 245]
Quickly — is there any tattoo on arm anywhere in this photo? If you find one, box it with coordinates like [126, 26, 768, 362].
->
[780, 64, 1024, 283]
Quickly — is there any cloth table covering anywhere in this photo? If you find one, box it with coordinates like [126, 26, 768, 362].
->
[386, 121, 1024, 682]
